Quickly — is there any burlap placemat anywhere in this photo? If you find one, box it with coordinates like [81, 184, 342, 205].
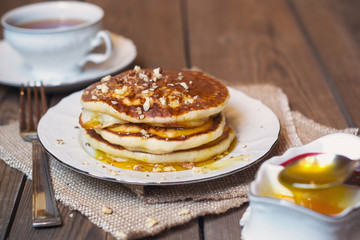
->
[0, 84, 358, 239]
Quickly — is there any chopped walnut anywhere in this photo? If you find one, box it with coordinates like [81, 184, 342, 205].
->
[134, 65, 141, 73]
[111, 101, 118, 105]
[136, 107, 142, 115]
[152, 68, 163, 80]
[184, 97, 194, 105]
[159, 97, 167, 106]
[192, 167, 207, 173]
[139, 129, 150, 138]
[182, 162, 195, 169]
[133, 165, 144, 171]
[56, 139, 65, 145]
[139, 72, 149, 82]
[163, 166, 176, 172]
[152, 167, 162, 173]
[153, 67, 162, 75]
[145, 217, 158, 228]
[101, 75, 111, 82]
[115, 85, 128, 95]
[139, 114, 145, 119]
[101, 84, 109, 94]
[102, 206, 113, 214]
[91, 95, 98, 100]
[143, 97, 150, 112]
[178, 209, 190, 216]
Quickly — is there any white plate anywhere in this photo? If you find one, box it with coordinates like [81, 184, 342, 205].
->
[0, 32, 136, 92]
[38, 87, 280, 185]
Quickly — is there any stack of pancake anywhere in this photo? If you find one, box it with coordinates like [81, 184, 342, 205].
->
[79, 67, 235, 168]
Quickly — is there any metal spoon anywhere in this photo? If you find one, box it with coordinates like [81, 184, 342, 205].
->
[278, 153, 360, 189]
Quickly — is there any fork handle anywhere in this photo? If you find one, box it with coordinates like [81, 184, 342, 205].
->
[32, 140, 61, 227]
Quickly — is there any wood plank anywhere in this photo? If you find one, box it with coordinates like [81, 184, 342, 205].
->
[0, 161, 25, 240]
[87, 0, 187, 69]
[0, 75, 25, 240]
[148, 219, 200, 240]
[8, 180, 107, 240]
[291, 0, 360, 127]
[204, 204, 248, 240]
[186, 0, 349, 129]
[186, 0, 355, 239]
[0, 87, 19, 124]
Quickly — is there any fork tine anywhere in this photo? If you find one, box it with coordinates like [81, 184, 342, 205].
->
[20, 84, 27, 131]
[27, 84, 34, 131]
[39, 82, 48, 115]
[34, 84, 40, 125]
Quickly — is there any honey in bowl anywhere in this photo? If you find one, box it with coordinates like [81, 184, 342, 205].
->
[278, 153, 360, 215]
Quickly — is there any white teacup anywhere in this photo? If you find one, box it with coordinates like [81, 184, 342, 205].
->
[1, 1, 113, 82]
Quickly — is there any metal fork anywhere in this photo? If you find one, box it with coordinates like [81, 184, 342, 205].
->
[20, 83, 61, 228]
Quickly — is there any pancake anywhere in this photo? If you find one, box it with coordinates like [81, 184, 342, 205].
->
[80, 109, 208, 129]
[83, 125, 235, 164]
[80, 67, 229, 127]
[90, 113, 225, 154]
[80, 109, 127, 129]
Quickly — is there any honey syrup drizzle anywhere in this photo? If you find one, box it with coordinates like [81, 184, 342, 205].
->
[95, 138, 239, 172]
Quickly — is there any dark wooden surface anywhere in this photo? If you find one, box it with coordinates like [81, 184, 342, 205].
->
[1, 0, 360, 239]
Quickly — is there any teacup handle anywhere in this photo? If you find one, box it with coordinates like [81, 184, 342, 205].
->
[79, 30, 113, 66]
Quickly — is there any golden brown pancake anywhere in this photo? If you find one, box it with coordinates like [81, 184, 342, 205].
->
[80, 68, 229, 127]
[83, 125, 235, 163]
[87, 113, 225, 154]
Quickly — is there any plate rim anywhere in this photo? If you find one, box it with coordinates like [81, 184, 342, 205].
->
[38, 87, 280, 185]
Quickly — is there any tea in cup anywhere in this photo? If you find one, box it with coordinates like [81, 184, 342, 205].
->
[1, 1, 113, 82]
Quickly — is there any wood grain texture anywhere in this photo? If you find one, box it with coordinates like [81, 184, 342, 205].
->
[0, 161, 25, 240]
[87, 0, 187, 69]
[203, 204, 248, 240]
[186, 0, 349, 128]
[148, 219, 199, 240]
[186, 0, 356, 239]
[291, 0, 360, 127]
[8, 180, 107, 240]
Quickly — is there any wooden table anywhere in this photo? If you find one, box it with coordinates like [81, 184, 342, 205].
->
[1, 0, 360, 239]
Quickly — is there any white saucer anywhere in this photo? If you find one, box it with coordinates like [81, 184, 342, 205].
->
[0, 32, 137, 92]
